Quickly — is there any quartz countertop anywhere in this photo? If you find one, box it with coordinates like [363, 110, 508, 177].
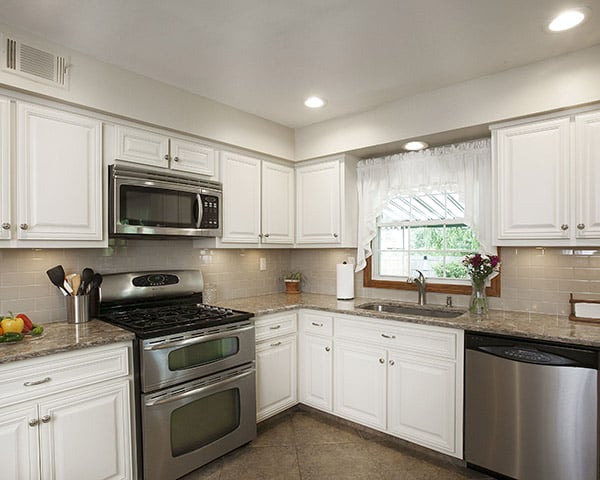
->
[0, 320, 135, 365]
[218, 293, 600, 349]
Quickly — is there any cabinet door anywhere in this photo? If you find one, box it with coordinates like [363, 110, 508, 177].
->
[0, 97, 10, 240]
[256, 335, 297, 421]
[296, 160, 341, 244]
[333, 340, 386, 430]
[170, 138, 216, 176]
[0, 403, 40, 480]
[494, 118, 570, 240]
[575, 111, 600, 239]
[221, 151, 261, 243]
[387, 351, 457, 456]
[114, 125, 169, 168]
[16, 103, 102, 240]
[262, 161, 294, 244]
[299, 334, 333, 411]
[39, 380, 132, 480]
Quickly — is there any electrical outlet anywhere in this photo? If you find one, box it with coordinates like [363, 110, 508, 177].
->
[259, 257, 267, 271]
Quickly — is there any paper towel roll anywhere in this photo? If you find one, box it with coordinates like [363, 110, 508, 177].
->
[336, 263, 354, 300]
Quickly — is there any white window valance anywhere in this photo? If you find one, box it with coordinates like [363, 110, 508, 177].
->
[356, 138, 493, 272]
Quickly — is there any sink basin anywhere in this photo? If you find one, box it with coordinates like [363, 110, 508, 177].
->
[357, 302, 465, 319]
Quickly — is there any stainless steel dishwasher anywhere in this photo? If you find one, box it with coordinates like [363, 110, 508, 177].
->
[465, 333, 598, 480]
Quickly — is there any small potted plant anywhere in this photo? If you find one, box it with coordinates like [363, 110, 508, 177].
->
[284, 272, 302, 294]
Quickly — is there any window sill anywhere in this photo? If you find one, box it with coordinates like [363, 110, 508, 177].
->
[363, 254, 501, 297]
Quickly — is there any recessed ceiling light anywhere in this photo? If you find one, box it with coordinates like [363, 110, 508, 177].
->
[403, 141, 429, 151]
[304, 96, 326, 108]
[548, 8, 588, 31]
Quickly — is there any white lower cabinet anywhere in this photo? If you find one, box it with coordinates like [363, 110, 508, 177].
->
[296, 311, 464, 459]
[255, 312, 298, 421]
[298, 311, 333, 412]
[0, 343, 134, 480]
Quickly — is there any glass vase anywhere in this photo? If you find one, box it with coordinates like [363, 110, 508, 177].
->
[469, 278, 488, 315]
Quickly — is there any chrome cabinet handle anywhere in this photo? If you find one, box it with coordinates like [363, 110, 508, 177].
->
[270, 341, 282, 347]
[24, 377, 51, 387]
[381, 333, 396, 339]
[311, 322, 323, 327]
[325, 346, 331, 352]
[577, 223, 585, 230]
[269, 325, 281, 330]
[19, 223, 28, 230]
[389, 360, 395, 366]
[41, 415, 51, 423]
[561, 224, 569, 231]
[29, 419, 39, 427]
[1, 222, 9, 230]
[173, 156, 179, 162]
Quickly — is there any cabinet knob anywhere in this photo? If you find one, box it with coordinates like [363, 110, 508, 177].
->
[325, 346, 331, 352]
[379, 358, 385, 364]
[1, 222, 9, 230]
[258, 233, 263, 238]
[163, 154, 170, 161]
[19, 223, 29, 230]
[561, 224, 569, 231]
[41, 415, 51, 423]
[333, 233, 339, 238]
[29, 419, 39, 427]
[173, 156, 179, 162]
[389, 360, 395, 366]
[264, 233, 270, 238]
[577, 223, 585, 230]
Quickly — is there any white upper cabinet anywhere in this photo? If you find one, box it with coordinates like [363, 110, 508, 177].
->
[493, 107, 600, 246]
[296, 154, 357, 247]
[262, 161, 294, 244]
[221, 151, 262, 243]
[16, 102, 103, 242]
[0, 97, 10, 240]
[115, 125, 169, 168]
[575, 110, 600, 239]
[114, 124, 216, 177]
[494, 117, 571, 242]
[196, 151, 294, 247]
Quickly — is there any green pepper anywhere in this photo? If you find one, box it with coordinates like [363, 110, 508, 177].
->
[31, 325, 44, 336]
[1, 332, 24, 342]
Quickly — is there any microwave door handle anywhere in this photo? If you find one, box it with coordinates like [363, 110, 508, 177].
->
[194, 194, 202, 229]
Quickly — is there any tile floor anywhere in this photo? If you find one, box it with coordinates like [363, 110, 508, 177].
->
[180, 408, 492, 480]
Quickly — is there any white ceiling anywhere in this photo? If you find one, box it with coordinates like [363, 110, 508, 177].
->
[1, 0, 599, 128]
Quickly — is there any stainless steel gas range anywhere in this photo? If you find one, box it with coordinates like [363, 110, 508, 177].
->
[98, 270, 256, 480]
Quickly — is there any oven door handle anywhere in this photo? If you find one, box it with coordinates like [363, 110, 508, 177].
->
[143, 324, 254, 351]
[144, 368, 254, 407]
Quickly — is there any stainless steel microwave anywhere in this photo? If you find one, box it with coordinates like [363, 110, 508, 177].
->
[109, 165, 222, 238]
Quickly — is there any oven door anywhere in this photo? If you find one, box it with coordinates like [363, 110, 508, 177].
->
[142, 364, 256, 480]
[140, 323, 255, 392]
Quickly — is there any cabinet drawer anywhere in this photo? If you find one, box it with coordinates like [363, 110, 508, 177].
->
[255, 312, 297, 341]
[0, 343, 130, 406]
[336, 317, 458, 360]
[299, 311, 333, 336]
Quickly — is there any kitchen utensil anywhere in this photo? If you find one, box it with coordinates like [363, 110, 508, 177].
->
[46, 265, 69, 296]
[90, 272, 103, 291]
[78, 268, 94, 295]
[70, 274, 81, 296]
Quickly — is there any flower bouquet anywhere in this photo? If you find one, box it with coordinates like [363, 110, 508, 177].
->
[462, 253, 500, 315]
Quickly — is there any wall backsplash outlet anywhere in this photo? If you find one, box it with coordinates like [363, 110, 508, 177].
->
[1, 243, 599, 323]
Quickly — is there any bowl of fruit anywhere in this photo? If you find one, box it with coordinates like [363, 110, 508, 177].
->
[0, 313, 44, 344]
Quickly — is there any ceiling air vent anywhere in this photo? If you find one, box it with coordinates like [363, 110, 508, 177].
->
[3, 35, 69, 88]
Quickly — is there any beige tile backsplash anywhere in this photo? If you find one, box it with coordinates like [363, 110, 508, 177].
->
[1, 242, 599, 323]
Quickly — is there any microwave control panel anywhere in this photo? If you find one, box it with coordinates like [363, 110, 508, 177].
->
[200, 195, 220, 228]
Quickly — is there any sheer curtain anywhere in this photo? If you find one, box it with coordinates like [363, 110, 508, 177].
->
[355, 138, 493, 272]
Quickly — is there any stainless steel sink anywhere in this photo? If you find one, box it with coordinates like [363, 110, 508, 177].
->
[357, 302, 465, 319]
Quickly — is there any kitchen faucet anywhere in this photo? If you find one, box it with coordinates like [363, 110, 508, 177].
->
[408, 270, 427, 305]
